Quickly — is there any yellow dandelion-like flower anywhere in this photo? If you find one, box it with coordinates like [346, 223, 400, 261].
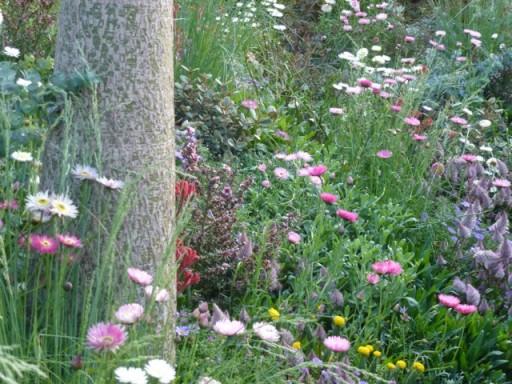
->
[292, 341, 301, 350]
[396, 360, 407, 369]
[357, 346, 371, 357]
[268, 307, 280, 321]
[373, 350, 382, 358]
[412, 361, 425, 373]
[332, 315, 346, 327]
[365, 344, 374, 353]
[386, 362, 396, 370]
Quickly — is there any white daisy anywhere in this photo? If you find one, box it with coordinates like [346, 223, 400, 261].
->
[3, 46, 20, 58]
[198, 378, 222, 384]
[96, 176, 124, 190]
[50, 194, 78, 218]
[252, 322, 280, 342]
[25, 191, 51, 212]
[71, 164, 99, 181]
[11, 151, 33, 162]
[115, 367, 148, 384]
[144, 359, 176, 383]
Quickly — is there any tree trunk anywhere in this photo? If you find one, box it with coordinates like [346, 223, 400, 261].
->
[42, 0, 175, 358]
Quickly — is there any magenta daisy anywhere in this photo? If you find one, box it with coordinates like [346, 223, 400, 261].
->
[404, 116, 421, 126]
[320, 192, 337, 204]
[336, 209, 359, 223]
[86, 322, 127, 352]
[57, 234, 83, 248]
[127, 267, 153, 286]
[357, 78, 372, 88]
[323, 336, 351, 352]
[438, 294, 460, 308]
[30, 234, 59, 254]
[308, 165, 328, 177]
[376, 150, 393, 159]
[114, 303, 144, 324]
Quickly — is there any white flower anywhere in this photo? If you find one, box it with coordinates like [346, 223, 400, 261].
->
[26, 191, 51, 213]
[16, 78, 32, 87]
[338, 51, 357, 61]
[96, 176, 124, 190]
[144, 286, 170, 302]
[72, 165, 99, 181]
[356, 48, 369, 60]
[3, 46, 20, 58]
[321, 4, 333, 12]
[435, 30, 446, 37]
[145, 359, 176, 383]
[252, 322, 280, 342]
[295, 151, 313, 162]
[198, 377, 222, 384]
[50, 194, 78, 218]
[478, 119, 491, 128]
[213, 319, 246, 336]
[491, 33, 498, 39]
[115, 303, 144, 324]
[371, 45, 382, 52]
[273, 24, 286, 31]
[11, 151, 33, 162]
[115, 367, 148, 384]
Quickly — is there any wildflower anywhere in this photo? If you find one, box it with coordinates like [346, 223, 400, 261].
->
[336, 209, 358, 223]
[454, 304, 478, 315]
[413, 134, 427, 141]
[198, 378, 221, 384]
[50, 194, 78, 218]
[323, 336, 351, 352]
[57, 234, 83, 248]
[396, 360, 407, 369]
[308, 165, 328, 176]
[292, 341, 301, 350]
[176, 242, 199, 270]
[96, 176, 124, 190]
[11, 151, 33, 162]
[273, 24, 286, 31]
[25, 191, 51, 212]
[376, 150, 392, 159]
[478, 119, 491, 128]
[438, 294, 460, 308]
[86, 322, 127, 352]
[213, 319, 245, 336]
[262, 180, 271, 188]
[404, 116, 420, 126]
[309, 176, 322, 186]
[373, 351, 382, 357]
[115, 367, 148, 384]
[127, 267, 153, 286]
[435, 30, 446, 37]
[357, 346, 371, 357]
[367, 273, 380, 285]
[257, 163, 267, 172]
[241, 99, 258, 110]
[115, 303, 144, 324]
[268, 307, 280, 321]
[16, 78, 31, 87]
[461, 154, 478, 163]
[371, 260, 403, 276]
[333, 315, 346, 327]
[412, 361, 425, 373]
[287, 231, 301, 244]
[252, 322, 280, 342]
[320, 192, 337, 204]
[358, 78, 372, 88]
[273, 167, 290, 180]
[391, 104, 401, 112]
[329, 107, 344, 115]
[3, 46, 20, 58]
[175, 180, 196, 201]
[386, 362, 396, 370]
[404, 35, 416, 43]
[321, 4, 333, 12]
[296, 151, 313, 162]
[145, 359, 176, 383]
[493, 179, 511, 188]
[144, 286, 170, 302]
[450, 116, 468, 125]
[30, 234, 59, 254]
[72, 165, 99, 181]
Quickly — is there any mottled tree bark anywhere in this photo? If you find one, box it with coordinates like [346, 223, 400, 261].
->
[42, 0, 175, 359]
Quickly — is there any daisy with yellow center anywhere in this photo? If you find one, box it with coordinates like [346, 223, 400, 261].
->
[26, 191, 51, 213]
[50, 194, 78, 218]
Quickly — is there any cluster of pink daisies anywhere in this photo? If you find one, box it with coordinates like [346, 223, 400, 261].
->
[438, 294, 477, 315]
[28, 233, 82, 254]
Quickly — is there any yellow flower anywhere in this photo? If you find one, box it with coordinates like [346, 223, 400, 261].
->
[357, 346, 371, 357]
[292, 341, 301, 350]
[268, 307, 280, 321]
[412, 361, 425, 373]
[373, 350, 382, 358]
[396, 360, 407, 369]
[333, 315, 346, 327]
[365, 344, 374, 353]
[386, 362, 396, 370]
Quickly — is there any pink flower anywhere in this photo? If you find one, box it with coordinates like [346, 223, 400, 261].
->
[309, 176, 322, 186]
[86, 322, 127, 352]
[463, 29, 481, 38]
[371, 260, 403, 276]
[367, 273, 380, 285]
[257, 163, 267, 172]
[30, 234, 59, 254]
[213, 319, 246, 336]
[461, 154, 477, 163]
[262, 180, 271, 188]
[438, 294, 460, 308]
[288, 231, 301, 244]
[144, 286, 170, 302]
[127, 267, 153, 286]
[404, 35, 416, 43]
[115, 303, 144, 324]
[450, 116, 468, 125]
[320, 192, 337, 204]
[470, 38, 482, 47]
[274, 167, 290, 180]
[391, 104, 402, 112]
[308, 165, 328, 176]
[343, 25, 353, 32]
[358, 78, 373, 88]
[404, 116, 421, 126]
[493, 179, 511, 188]
[412, 134, 427, 141]
[376, 150, 393, 159]
[323, 336, 351, 352]
[329, 107, 344, 115]
[57, 234, 83, 248]
[358, 18, 370, 25]
[454, 304, 478, 315]
[241, 99, 258, 110]
[336, 209, 358, 223]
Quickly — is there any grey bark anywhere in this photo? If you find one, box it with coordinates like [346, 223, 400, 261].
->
[42, 0, 176, 359]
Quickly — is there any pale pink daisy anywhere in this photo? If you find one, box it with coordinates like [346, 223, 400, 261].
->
[336, 209, 359, 223]
[297, 167, 310, 177]
[329, 107, 344, 115]
[257, 163, 267, 172]
[404, 35, 416, 43]
[252, 322, 280, 342]
[72, 165, 99, 181]
[438, 294, 460, 308]
[273, 167, 290, 180]
[144, 286, 170, 302]
[115, 303, 144, 324]
[371, 260, 403, 276]
[367, 273, 380, 285]
[323, 336, 351, 352]
[391, 104, 402, 112]
[454, 304, 478, 315]
[86, 322, 127, 352]
[295, 151, 313, 162]
[241, 99, 258, 110]
[463, 29, 481, 38]
[262, 180, 271, 188]
[412, 134, 427, 141]
[320, 192, 337, 204]
[127, 267, 153, 286]
[493, 179, 511, 188]
[96, 176, 124, 190]
[450, 116, 468, 125]
[309, 176, 322, 186]
[376, 150, 393, 159]
[57, 234, 83, 248]
[461, 154, 477, 163]
[287, 231, 301, 244]
[213, 319, 246, 336]
[404, 116, 421, 126]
